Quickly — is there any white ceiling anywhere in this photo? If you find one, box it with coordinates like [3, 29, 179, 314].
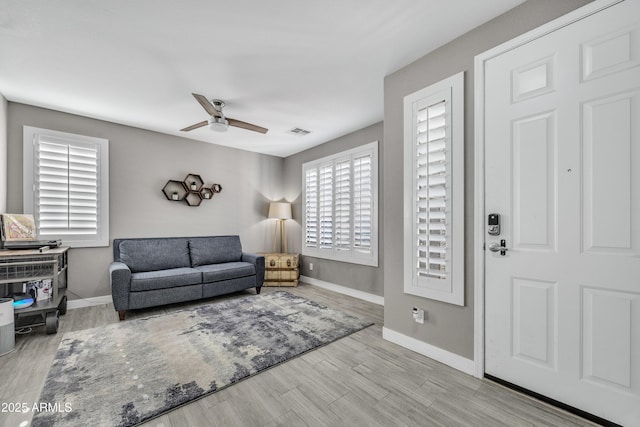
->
[0, 0, 524, 157]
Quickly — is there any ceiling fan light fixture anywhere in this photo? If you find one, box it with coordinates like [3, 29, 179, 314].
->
[208, 116, 229, 132]
[182, 94, 267, 134]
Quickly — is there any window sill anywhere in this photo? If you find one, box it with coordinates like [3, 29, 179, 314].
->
[302, 248, 378, 267]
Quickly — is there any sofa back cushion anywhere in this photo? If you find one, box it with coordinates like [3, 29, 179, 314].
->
[117, 238, 191, 273]
[189, 236, 242, 267]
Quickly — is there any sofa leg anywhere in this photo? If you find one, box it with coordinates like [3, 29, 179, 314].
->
[118, 310, 126, 321]
[256, 286, 262, 295]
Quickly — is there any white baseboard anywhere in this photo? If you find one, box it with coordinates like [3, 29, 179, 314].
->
[300, 275, 384, 306]
[382, 327, 475, 376]
[67, 295, 113, 310]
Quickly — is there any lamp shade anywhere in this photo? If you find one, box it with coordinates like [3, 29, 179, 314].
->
[268, 202, 292, 220]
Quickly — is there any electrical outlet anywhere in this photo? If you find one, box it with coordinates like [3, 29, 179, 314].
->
[412, 307, 424, 324]
[309, 262, 313, 271]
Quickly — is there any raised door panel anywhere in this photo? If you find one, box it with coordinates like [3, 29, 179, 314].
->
[582, 287, 639, 392]
[512, 112, 556, 251]
[512, 55, 555, 103]
[511, 278, 557, 370]
[582, 91, 640, 256]
[582, 24, 640, 81]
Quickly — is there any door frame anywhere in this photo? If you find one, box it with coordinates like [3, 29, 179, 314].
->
[472, 0, 622, 379]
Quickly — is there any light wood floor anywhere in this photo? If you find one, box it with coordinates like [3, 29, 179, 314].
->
[0, 283, 599, 427]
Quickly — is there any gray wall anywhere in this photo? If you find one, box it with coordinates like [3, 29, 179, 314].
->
[283, 122, 384, 297]
[0, 92, 7, 212]
[7, 103, 283, 300]
[383, 0, 591, 359]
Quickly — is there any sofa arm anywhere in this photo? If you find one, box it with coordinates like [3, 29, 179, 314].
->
[242, 253, 265, 287]
[109, 262, 132, 310]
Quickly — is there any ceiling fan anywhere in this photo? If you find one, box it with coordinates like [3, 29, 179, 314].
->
[180, 93, 268, 134]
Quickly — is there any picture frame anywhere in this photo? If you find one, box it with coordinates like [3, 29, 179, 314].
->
[1, 213, 37, 242]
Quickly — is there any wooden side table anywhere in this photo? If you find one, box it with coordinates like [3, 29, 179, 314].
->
[260, 253, 299, 287]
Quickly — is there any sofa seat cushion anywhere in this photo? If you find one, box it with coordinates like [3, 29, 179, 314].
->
[195, 262, 256, 283]
[130, 267, 202, 292]
[119, 238, 191, 273]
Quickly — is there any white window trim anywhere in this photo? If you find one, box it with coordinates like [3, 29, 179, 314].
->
[302, 141, 379, 267]
[403, 72, 464, 305]
[23, 126, 109, 248]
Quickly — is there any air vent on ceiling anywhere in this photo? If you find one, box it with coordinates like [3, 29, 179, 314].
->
[287, 127, 311, 136]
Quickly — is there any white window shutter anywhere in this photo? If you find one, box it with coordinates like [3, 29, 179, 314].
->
[304, 167, 318, 248]
[23, 126, 109, 248]
[301, 141, 378, 267]
[334, 160, 351, 251]
[353, 153, 372, 253]
[415, 100, 448, 279]
[36, 136, 100, 236]
[36, 139, 71, 235]
[404, 72, 464, 306]
[318, 164, 333, 249]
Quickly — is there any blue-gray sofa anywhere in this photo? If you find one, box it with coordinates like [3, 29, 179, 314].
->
[109, 235, 265, 320]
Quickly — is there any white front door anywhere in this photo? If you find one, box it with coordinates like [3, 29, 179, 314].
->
[484, 1, 640, 425]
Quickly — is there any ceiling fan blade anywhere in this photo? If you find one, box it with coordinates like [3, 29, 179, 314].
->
[192, 93, 221, 117]
[227, 118, 268, 134]
[180, 120, 208, 132]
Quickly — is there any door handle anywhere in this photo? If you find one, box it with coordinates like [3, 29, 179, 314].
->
[488, 239, 508, 256]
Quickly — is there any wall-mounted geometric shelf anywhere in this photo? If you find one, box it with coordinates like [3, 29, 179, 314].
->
[185, 192, 203, 206]
[184, 174, 204, 192]
[200, 187, 214, 200]
[162, 180, 188, 201]
[163, 173, 223, 207]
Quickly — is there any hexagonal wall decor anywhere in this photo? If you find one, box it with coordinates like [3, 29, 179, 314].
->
[162, 180, 188, 201]
[184, 192, 203, 206]
[200, 187, 214, 200]
[163, 173, 223, 206]
[184, 174, 204, 192]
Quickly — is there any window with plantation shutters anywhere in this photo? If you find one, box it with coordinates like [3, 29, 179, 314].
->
[403, 72, 464, 306]
[302, 141, 378, 267]
[23, 126, 109, 248]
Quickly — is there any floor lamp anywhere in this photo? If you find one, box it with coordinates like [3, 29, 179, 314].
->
[268, 202, 292, 253]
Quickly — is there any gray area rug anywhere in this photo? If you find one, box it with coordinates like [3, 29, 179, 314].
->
[32, 291, 372, 427]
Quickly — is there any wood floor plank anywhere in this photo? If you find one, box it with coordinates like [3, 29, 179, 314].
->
[279, 385, 345, 427]
[279, 358, 350, 405]
[425, 396, 536, 427]
[316, 359, 389, 402]
[327, 390, 393, 427]
[206, 378, 289, 426]
[375, 385, 437, 425]
[263, 410, 310, 427]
